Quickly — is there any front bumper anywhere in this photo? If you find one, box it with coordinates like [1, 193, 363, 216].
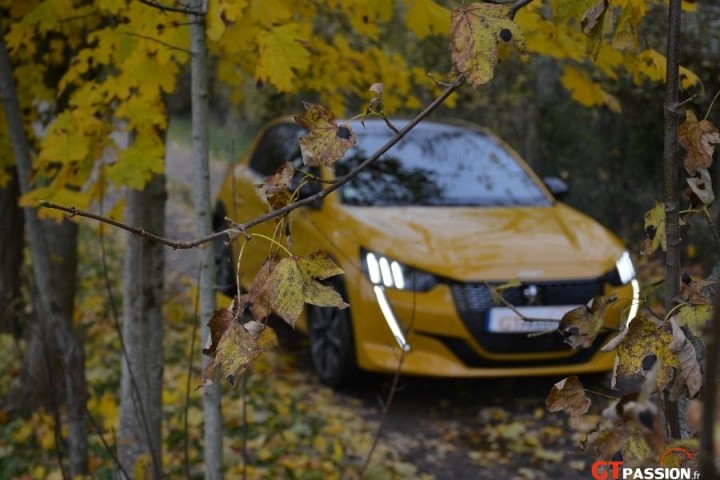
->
[352, 279, 636, 378]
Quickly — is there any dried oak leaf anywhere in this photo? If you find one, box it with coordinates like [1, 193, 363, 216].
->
[678, 110, 720, 174]
[546, 376, 591, 425]
[669, 319, 702, 398]
[642, 202, 666, 254]
[294, 102, 356, 167]
[558, 295, 616, 349]
[609, 314, 678, 391]
[265, 255, 347, 327]
[679, 273, 716, 305]
[450, 3, 525, 87]
[263, 162, 295, 210]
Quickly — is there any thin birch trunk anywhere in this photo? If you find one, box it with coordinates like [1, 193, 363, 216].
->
[117, 171, 166, 478]
[0, 26, 88, 476]
[190, 8, 224, 479]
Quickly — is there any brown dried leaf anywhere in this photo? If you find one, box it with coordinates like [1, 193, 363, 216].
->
[263, 163, 295, 210]
[546, 376, 591, 425]
[669, 319, 702, 397]
[558, 295, 617, 349]
[450, 3, 525, 87]
[202, 308, 235, 357]
[247, 259, 278, 321]
[686, 167, 715, 206]
[618, 400, 665, 455]
[294, 102, 356, 167]
[204, 321, 258, 385]
[679, 274, 716, 305]
[678, 110, 720, 174]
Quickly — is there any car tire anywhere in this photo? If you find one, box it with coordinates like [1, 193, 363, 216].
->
[212, 203, 237, 297]
[307, 280, 358, 387]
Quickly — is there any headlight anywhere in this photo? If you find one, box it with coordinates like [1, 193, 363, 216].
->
[612, 251, 636, 285]
[363, 250, 437, 291]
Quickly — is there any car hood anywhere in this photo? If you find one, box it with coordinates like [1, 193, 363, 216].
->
[337, 204, 624, 282]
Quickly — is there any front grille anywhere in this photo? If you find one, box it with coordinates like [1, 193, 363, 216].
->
[450, 280, 604, 354]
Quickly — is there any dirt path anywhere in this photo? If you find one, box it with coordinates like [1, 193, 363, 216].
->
[162, 141, 602, 480]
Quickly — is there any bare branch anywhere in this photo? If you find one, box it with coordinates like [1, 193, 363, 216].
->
[136, 0, 204, 16]
[123, 31, 191, 54]
[508, 0, 535, 20]
[39, 74, 467, 249]
[484, 0, 536, 20]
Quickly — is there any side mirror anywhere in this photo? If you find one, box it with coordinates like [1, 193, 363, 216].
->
[543, 176, 569, 201]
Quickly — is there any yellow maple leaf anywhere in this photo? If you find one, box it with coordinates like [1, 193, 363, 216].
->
[345, 0, 394, 39]
[613, 315, 678, 391]
[450, 3, 525, 87]
[642, 202, 666, 254]
[560, 66, 620, 112]
[405, 0, 450, 38]
[256, 23, 311, 92]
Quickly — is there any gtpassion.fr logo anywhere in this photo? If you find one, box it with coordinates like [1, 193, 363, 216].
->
[591, 447, 699, 480]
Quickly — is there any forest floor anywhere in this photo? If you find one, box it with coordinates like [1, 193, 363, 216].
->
[163, 140, 609, 480]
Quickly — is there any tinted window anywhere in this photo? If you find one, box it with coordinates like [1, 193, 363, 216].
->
[249, 124, 302, 176]
[335, 123, 550, 207]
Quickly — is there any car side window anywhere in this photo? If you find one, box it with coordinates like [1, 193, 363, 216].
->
[248, 123, 303, 176]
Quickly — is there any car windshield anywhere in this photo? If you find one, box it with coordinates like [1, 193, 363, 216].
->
[335, 123, 551, 207]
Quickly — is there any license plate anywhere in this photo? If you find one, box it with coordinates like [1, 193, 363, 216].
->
[486, 306, 581, 333]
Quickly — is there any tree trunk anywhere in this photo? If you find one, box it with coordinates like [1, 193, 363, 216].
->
[117, 172, 166, 478]
[0, 167, 24, 335]
[190, 10, 224, 479]
[23, 219, 78, 411]
[0, 27, 88, 476]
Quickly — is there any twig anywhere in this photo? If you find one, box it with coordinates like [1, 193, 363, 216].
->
[183, 261, 202, 480]
[39, 75, 467, 250]
[97, 180, 161, 478]
[485, 0, 536, 20]
[136, 0, 204, 16]
[482, 281, 549, 323]
[358, 279, 418, 477]
[86, 407, 131, 480]
[123, 31, 191, 54]
[701, 294, 720, 478]
[702, 206, 720, 253]
[242, 371, 249, 480]
[509, 0, 536, 20]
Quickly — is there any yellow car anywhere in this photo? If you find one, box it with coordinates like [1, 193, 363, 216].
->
[213, 118, 639, 386]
